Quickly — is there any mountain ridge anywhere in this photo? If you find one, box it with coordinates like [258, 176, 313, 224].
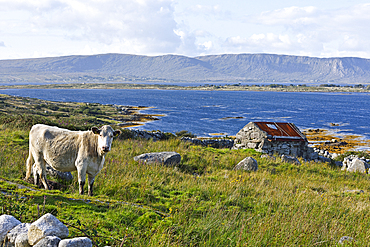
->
[1, 53, 370, 83]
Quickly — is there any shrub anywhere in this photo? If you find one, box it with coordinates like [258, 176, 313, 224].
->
[0, 114, 55, 130]
[175, 130, 196, 138]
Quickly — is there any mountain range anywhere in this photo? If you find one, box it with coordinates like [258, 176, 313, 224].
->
[1, 53, 370, 84]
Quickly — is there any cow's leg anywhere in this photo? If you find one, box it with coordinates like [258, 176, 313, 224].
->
[87, 174, 95, 196]
[32, 164, 40, 186]
[33, 154, 49, 190]
[25, 149, 33, 180]
[40, 164, 49, 190]
[79, 181, 85, 195]
[76, 162, 87, 195]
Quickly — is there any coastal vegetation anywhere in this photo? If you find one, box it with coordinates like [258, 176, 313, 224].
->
[1, 82, 370, 93]
[0, 93, 160, 130]
[1, 95, 370, 246]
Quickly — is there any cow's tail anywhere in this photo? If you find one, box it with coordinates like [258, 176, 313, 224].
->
[25, 148, 33, 179]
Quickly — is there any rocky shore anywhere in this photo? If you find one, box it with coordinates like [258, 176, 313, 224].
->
[303, 128, 370, 153]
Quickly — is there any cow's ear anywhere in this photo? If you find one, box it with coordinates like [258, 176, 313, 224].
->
[114, 130, 121, 137]
[92, 127, 100, 135]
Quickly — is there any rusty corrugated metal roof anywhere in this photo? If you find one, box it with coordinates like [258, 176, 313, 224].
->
[254, 122, 307, 142]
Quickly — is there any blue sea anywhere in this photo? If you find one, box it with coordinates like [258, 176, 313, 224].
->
[0, 89, 369, 140]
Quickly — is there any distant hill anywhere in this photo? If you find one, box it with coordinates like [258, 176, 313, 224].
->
[1, 53, 370, 84]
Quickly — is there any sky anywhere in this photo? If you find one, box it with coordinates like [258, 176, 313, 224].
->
[1, 0, 370, 60]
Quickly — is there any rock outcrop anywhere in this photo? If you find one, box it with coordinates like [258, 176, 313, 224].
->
[342, 155, 370, 173]
[28, 213, 69, 245]
[134, 152, 181, 166]
[59, 237, 92, 247]
[6, 223, 30, 245]
[0, 215, 21, 243]
[234, 157, 258, 171]
[33, 236, 61, 247]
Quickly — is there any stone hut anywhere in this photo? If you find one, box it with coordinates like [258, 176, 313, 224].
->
[233, 122, 315, 159]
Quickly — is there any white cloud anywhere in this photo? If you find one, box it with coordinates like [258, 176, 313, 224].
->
[224, 33, 305, 54]
[183, 4, 232, 20]
[255, 6, 320, 26]
[2, 1, 370, 59]
[174, 26, 201, 56]
[0, 0, 183, 55]
[223, 4, 370, 57]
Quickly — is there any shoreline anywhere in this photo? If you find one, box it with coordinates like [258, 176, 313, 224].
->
[303, 128, 370, 153]
[1, 82, 370, 93]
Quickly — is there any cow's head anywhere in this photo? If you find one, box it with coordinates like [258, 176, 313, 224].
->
[92, 125, 121, 155]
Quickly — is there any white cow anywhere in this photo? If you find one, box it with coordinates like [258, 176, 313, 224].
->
[25, 124, 121, 196]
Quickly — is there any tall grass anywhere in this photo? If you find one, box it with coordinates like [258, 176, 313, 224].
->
[1, 125, 370, 246]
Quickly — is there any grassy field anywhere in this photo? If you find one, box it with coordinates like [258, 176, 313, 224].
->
[1, 96, 370, 246]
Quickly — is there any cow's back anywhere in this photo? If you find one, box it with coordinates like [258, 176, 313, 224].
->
[30, 124, 85, 172]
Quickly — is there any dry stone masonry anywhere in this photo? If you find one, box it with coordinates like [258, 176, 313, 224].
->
[128, 129, 167, 141]
[0, 214, 93, 247]
[233, 122, 316, 160]
[180, 137, 234, 149]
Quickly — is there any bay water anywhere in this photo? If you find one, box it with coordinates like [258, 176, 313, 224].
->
[0, 89, 369, 140]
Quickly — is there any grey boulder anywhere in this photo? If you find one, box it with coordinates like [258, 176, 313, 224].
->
[281, 155, 301, 165]
[14, 233, 30, 247]
[134, 152, 181, 166]
[0, 215, 21, 243]
[260, 154, 276, 160]
[6, 223, 30, 246]
[308, 150, 319, 161]
[234, 157, 258, 171]
[338, 236, 353, 244]
[59, 237, 93, 247]
[318, 155, 332, 163]
[335, 161, 343, 167]
[28, 213, 69, 246]
[33, 236, 61, 247]
[343, 158, 368, 173]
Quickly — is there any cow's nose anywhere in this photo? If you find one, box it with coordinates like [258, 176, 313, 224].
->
[102, 146, 110, 152]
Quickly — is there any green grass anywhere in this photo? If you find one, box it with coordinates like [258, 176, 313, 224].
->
[1, 116, 370, 246]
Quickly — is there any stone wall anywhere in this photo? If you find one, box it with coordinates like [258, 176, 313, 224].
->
[180, 137, 234, 149]
[0, 213, 94, 247]
[122, 129, 234, 149]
